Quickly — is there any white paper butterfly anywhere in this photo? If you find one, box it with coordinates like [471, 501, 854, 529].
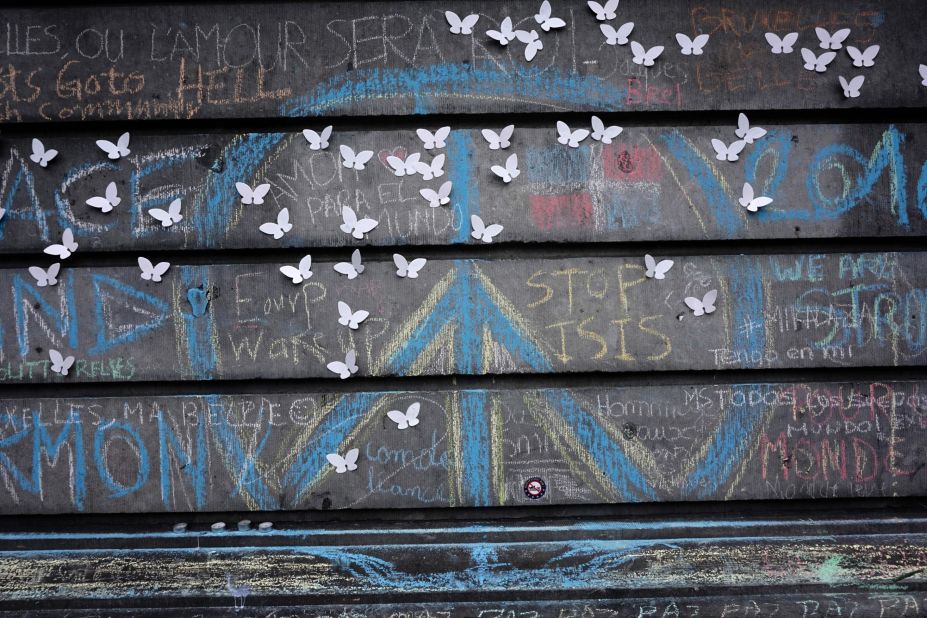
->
[601, 22, 633, 45]
[340, 145, 375, 170]
[394, 253, 427, 279]
[86, 181, 121, 213]
[471, 215, 504, 243]
[387, 403, 421, 430]
[801, 48, 836, 72]
[765, 32, 798, 54]
[735, 113, 767, 144]
[49, 349, 75, 376]
[44, 229, 78, 259]
[30, 138, 57, 167]
[482, 125, 515, 150]
[340, 206, 378, 240]
[590, 116, 622, 144]
[446, 11, 479, 35]
[416, 154, 445, 180]
[644, 255, 673, 280]
[711, 138, 746, 162]
[535, 1, 566, 31]
[279, 255, 313, 284]
[420, 181, 452, 208]
[326, 350, 359, 379]
[685, 290, 718, 316]
[847, 45, 879, 68]
[487, 17, 517, 46]
[516, 30, 543, 62]
[334, 249, 365, 280]
[386, 152, 421, 177]
[28, 263, 60, 287]
[491, 153, 520, 183]
[588, 0, 619, 21]
[739, 182, 773, 212]
[96, 132, 130, 159]
[337, 301, 369, 330]
[149, 198, 183, 228]
[302, 126, 332, 150]
[556, 121, 590, 148]
[260, 208, 293, 239]
[236, 182, 270, 205]
[920, 64, 927, 86]
[839, 75, 864, 99]
[676, 33, 709, 55]
[417, 126, 450, 150]
[816, 27, 850, 50]
[326, 448, 359, 473]
[138, 257, 170, 282]
[630, 41, 664, 66]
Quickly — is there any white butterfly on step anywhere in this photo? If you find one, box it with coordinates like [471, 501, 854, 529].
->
[337, 301, 369, 330]
[630, 41, 664, 66]
[260, 208, 292, 239]
[302, 126, 332, 150]
[96, 132, 130, 159]
[420, 181, 452, 208]
[765, 32, 798, 54]
[394, 253, 427, 279]
[279, 255, 313, 284]
[839, 75, 865, 99]
[326, 447, 359, 473]
[446, 11, 479, 35]
[600, 22, 633, 45]
[326, 350, 359, 379]
[516, 30, 543, 62]
[334, 249, 365, 280]
[340, 206, 378, 240]
[487, 17, 517, 46]
[482, 125, 514, 150]
[685, 290, 718, 316]
[711, 138, 746, 162]
[49, 349, 75, 376]
[491, 153, 520, 183]
[340, 145, 375, 170]
[801, 48, 836, 72]
[149, 198, 183, 228]
[847, 45, 879, 68]
[920, 64, 927, 86]
[387, 403, 421, 430]
[815, 27, 850, 50]
[739, 182, 773, 212]
[588, 0, 619, 21]
[44, 229, 78, 259]
[735, 113, 766, 144]
[471, 215, 503, 243]
[138, 257, 170, 282]
[644, 255, 673, 280]
[534, 1, 565, 31]
[416, 154, 445, 180]
[28, 263, 60, 287]
[30, 138, 57, 167]
[86, 181, 121, 213]
[591, 116, 622, 144]
[417, 126, 450, 150]
[676, 33, 709, 55]
[386, 152, 421, 177]
[556, 121, 589, 148]
[236, 182, 270, 205]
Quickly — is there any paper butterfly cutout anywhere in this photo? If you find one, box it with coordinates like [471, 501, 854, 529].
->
[394, 253, 427, 279]
[387, 152, 421, 177]
[149, 198, 183, 227]
[739, 182, 773, 212]
[601, 22, 633, 45]
[138, 257, 170, 282]
[302, 126, 332, 150]
[816, 27, 850, 50]
[735, 113, 767, 144]
[487, 17, 516, 46]
[557, 121, 589, 148]
[260, 208, 292, 239]
[591, 116, 622, 144]
[327, 350, 359, 379]
[237, 182, 270, 205]
[685, 290, 718, 316]
[588, 0, 619, 21]
[920, 64, 927, 86]
[676, 33, 709, 55]
[30, 138, 57, 167]
[644, 255, 673, 280]
[49, 349, 75, 376]
[535, 1, 566, 31]
[801, 48, 836, 72]
[97, 132, 130, 159]
[446, 11, 479, 35]
[387, 403, 421, 430]
[44, 229, 78, 259]
[417, 126, 450, 150]
[765, 32, 798, 54]
[482, 125, 514, 150]
[416, 154, 445, 180]
[420, 181, 452, 208]
[334, 249, 365, 279]
[847, 45, 879, 68]
[340, 206, 378, 240]
[516, 30, 543, 62]
[28, 263, 60, 287]
[86, 181, 121, 213]
[471, 215, 503, 243]
[337, 301, 369, 330]
[326, 448, 359, 473]
[340, 145, 375, 170]
[491, 153, 520, 183]
[280, 255, 313, 284]
[630, 41, 664, 66]
[839, 75, 865, 99]
[711, 138, 746, 162]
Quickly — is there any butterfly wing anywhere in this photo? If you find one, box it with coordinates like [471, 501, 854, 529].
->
[352, 249, 364, 274]
[748, 197, 773, 212]
[259, 221, 282, 239]
[816, 51, 836, 72]
[556, 121, 571, 145]
[333, 262, 358, 279]
[702, 289, 718, 314]
[569, 129, 589, 147]
[644, 254, 657, 278]
[765, 32, 783, 53]
[340, 206, 358, 234]
[505, 153, 520, 179]
[280, 265, 303, 284]
[676, 33, 693, 54]
[337, 301, 352, 326]
[349, 310, 369, 329]
[96, 139, 121, 159]
[344, 448, 360, 470]
[326, 453, 348, 473]
[104, 181, 120, 207]
[236, 182, 255, 204]
[251, 183, 271, 205]
[406, 258, 427, 278]
[416, 128, 436, 149]
[28, 266, 51, 286]
[491, 164, 511, 183]
[630, 41, 645, 64]
[711, 139, 729, 161]
[801, 48, 817, 70]
[654, 260, 674, 279]
[525, 39, 542, 62]
[116, 132, 131, 156]
[684, 296, 705, 316]
[339, 145, 357, 168]
[393, 254, 410, 278]
[327, 361, 349, 379]
[481, 224, 504, 243]
[345, 350, 358, 374]
[739, 182, 755, 207]
[691, 34, 709, 54]
[86, 196, 115, 213]
[780, 32, 798, 53]
[138, 256, 155, 280]
[405, 402, 421, 427]
[920, 64, 927, 86]
[445, 10, 462, 33]
[420, 188, 440, 208]
[352, 217, 378, 240]
[470, 215, 486, 240]
[387, 409, 410, 430]
[644, 45, 664, 66]
[614, 22, 634, 44]
[298, 254, 312, 278]
[277, 208, 292, 233]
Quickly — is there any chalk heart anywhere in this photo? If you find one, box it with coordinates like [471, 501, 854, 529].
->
[377, 146, 407, 170]
[187, 287, 210, 317]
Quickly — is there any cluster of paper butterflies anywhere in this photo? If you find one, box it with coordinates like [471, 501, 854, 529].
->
[326, 402, 422, 474]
